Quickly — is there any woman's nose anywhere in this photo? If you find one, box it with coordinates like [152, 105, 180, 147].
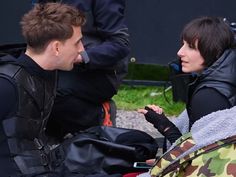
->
[177, 46, 184, 57]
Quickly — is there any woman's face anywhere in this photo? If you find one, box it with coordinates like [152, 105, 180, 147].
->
[177, 40, 205, 73]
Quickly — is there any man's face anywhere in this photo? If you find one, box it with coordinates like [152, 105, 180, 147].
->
[57, 26, 84, 71]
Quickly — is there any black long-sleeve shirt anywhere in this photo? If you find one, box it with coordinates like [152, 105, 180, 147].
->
[167, 87, 231, 144]
[188, 87, 231, 126]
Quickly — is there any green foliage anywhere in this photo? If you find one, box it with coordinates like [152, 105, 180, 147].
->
[113, 85, 185, 116]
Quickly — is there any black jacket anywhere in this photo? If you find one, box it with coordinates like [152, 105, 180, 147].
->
[187, 49, 236, 126]
[163, 49, 236, 144]
[57, 0, 130, 97]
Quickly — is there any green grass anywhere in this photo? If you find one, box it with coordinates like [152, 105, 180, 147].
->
[113, 62, 186, 116]
[113, 85, 185, 116]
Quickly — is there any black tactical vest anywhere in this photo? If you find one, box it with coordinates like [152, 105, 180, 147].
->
[0, 61, 56, 175]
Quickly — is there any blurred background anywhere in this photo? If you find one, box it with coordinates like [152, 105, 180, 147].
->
[1, 0, 236, 115]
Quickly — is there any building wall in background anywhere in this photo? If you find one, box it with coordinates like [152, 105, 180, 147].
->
[0, 0, 236, 65]
[126, 0, 236, 65]
[0, 1, 32, 45]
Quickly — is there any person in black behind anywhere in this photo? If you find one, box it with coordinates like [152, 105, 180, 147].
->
[139, 16, 236, 145]
[43, 0, 130, 140]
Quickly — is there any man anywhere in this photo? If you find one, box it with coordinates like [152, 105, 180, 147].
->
[44, 0, 130, 139]
[0, 3, 85, 176]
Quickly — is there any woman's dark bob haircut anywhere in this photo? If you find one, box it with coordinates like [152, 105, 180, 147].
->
[181, 16, 235, 67]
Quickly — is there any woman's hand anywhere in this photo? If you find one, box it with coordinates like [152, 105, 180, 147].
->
[138, 105, 173, 134]
[138, 105, 182, 144]
[138, 104, 163, 114]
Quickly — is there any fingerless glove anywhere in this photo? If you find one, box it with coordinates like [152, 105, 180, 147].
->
[144, 107, 182, 144]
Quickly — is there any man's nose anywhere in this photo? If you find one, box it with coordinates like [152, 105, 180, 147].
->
[78, 42, 85, 53]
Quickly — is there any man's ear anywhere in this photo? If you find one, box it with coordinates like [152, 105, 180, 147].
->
[51, 41, 60, 56]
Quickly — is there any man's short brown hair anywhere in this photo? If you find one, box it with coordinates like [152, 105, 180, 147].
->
[21, 2, 85, 53]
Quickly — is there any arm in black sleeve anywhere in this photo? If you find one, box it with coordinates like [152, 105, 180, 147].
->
[83, 0, 130, 69]
[189, 88, 231, 125]
[144, 107, 182, 144]
[0, 78, 17, 119]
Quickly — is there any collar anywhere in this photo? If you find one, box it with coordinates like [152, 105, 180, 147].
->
[17, 53, 56, 79]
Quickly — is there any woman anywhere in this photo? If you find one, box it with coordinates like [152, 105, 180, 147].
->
[139, 16, 236, 145]
[136, 16, 236, 176]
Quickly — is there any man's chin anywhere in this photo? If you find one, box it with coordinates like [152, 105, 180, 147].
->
[62, 66, 73, 71]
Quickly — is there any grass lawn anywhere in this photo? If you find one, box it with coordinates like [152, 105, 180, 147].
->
[113, 85, 186, 116]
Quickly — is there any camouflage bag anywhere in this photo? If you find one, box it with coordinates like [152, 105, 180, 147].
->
[151, 134, 236, 177]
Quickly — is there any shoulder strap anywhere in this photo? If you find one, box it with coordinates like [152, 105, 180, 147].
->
[0, 43, 26, 58]
[0, 54, 22, 74]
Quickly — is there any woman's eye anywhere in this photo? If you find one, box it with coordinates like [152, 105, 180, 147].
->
[188, 43, 195, 49]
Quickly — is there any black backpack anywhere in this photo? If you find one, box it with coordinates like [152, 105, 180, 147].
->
[52, 126, 159, 175]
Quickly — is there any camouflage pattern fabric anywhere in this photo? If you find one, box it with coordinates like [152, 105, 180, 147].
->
[150, 134, 236, 177]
